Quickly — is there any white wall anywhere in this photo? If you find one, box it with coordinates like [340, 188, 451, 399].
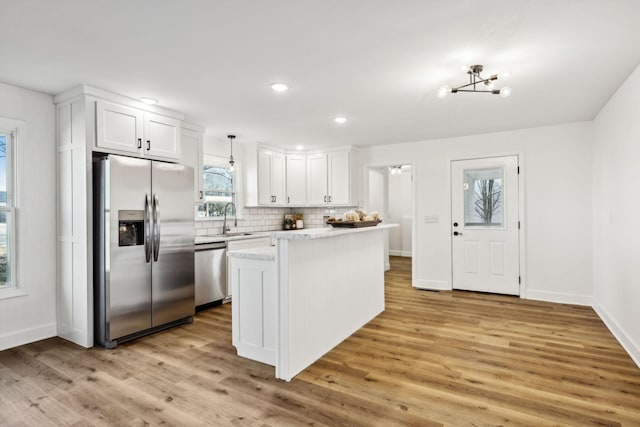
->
[360, 121, 593, 302]
[388, 171, 413, 256]
[592, 64, 640, 366]
[0, 82, 56, 350]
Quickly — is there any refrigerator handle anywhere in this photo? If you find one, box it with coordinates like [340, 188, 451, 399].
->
[144, 194, 152, 263]
[153, 194, 160, 261]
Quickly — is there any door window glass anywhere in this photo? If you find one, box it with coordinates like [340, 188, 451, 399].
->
[463, 167, 504, 227]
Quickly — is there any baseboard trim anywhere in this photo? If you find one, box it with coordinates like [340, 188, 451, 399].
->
[389, 250, 412, 257]
[413, 279, 450, 291]
[57, 326, 93, 348]
[0, 323, 57, 351]
[525, 289, 592, 306]
[592, 300, 640, 369]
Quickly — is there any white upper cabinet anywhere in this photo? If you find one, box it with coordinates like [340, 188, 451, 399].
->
[328, 150, 350, 205]
[258, 148, 286, 205]
[144, 112, 180, 160]
[96, 100, 180, 161]
[306, 153, 328, 204]
[180, 126, 204, 203]
[96, 101, 144, 154]
[306, 150, 351, 205]
[286, 154, 306, 205]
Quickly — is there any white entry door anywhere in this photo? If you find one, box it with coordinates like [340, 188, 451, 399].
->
[451, 156, 520, 295]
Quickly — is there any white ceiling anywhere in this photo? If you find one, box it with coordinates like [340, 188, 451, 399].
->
[2, 0, 640, 150]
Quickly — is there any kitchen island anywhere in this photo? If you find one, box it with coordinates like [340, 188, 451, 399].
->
[228, 223, 398, 381]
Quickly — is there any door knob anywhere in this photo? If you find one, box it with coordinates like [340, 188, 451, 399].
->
[453, 231, 462, 236]
[453, 222, 459, 227]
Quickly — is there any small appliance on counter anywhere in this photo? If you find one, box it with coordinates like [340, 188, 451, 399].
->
[283, 213, 303, 230]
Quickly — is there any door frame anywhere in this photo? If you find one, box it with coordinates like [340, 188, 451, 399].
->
[448, 152, 527, 298]
[364, 161, 416, 283]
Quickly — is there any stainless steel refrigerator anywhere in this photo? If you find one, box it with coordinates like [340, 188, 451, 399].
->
[94, 154, 195, 348]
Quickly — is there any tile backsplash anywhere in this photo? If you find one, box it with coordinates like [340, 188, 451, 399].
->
[195, 206, 358, 236]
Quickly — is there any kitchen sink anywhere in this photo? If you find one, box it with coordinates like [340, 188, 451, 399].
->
[222, 232, 254, 237]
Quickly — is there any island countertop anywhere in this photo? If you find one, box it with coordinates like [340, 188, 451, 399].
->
[271, 223, 398, 240]
[228, 245, 276, 261]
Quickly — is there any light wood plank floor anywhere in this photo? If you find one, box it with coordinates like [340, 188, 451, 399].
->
[1, 256, 639, 426]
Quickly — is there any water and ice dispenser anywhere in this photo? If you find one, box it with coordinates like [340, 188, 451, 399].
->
[118, 210, 144, 246]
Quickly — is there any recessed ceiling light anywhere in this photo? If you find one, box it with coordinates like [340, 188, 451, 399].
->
[139, 97, 158, 105]
[271, 83, 288, 92]
[295, 145, 304, 150]
[334, 117, 347, 124]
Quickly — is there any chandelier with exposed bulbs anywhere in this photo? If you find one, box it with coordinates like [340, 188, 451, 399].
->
[438, 65, 511, 98]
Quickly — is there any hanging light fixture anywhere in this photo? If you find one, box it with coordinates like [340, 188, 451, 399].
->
[438, 65, 511, 98]
[227, 134, 236, 172]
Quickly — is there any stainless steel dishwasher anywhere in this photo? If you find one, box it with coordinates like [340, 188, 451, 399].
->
[195, 241, 227, 310]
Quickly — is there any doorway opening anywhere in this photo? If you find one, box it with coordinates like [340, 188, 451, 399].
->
[367, 164, 413, 275]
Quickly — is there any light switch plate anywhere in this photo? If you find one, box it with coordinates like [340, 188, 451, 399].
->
[424, 215, 439, 223]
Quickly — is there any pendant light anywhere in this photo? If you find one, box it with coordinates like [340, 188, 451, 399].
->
[227, 135, 235, 172]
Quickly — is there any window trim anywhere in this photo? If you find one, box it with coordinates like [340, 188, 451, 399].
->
[196, 154, 243, 221]
[0, 123, 22, 298]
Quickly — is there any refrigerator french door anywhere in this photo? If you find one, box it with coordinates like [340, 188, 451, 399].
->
[94, 154, 195, 348]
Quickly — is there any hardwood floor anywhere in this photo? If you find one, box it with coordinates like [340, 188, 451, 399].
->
[1, 256, 639, 426]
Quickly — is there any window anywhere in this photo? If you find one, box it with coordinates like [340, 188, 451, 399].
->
[0, 131, 15, 289]
[196, 156, 236, 219]
[463, 167, 504, 227]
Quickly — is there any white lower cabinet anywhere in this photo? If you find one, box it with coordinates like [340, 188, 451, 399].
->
[226, 237, 272, 299]
[230, 255, 277, 365]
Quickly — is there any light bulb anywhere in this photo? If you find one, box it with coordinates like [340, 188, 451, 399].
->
[484, 81, 495, 90]
[334, 117, 347, 124]
[271, 83, 288, 92]
[499, 86, 512, 98]
[437, 85, 452, 98]
[139, 97, 158, 105]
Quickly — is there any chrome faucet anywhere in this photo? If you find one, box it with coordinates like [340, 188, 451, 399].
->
[222, 202, 237, 235]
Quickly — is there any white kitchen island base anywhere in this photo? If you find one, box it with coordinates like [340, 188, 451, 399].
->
[229, 250, 277, 366]
[228, 224, 397, 381]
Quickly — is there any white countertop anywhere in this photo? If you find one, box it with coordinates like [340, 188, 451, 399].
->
[228, 245, 276, 261]
[271, 223, 398, 240]
[195, 231, 272, 245]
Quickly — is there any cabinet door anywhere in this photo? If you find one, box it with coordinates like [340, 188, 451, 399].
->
[227, 237, 272, 299]
[180, 128, 203, 203]
[271, 151, 286, 205]
[286, 155, 306, 205]
[96, 101, 143, 154]
[258, 149, 273, 205]
[144, 112, 180, 160]
[306, 153, 328, 205]
[328, 151, 350, 205]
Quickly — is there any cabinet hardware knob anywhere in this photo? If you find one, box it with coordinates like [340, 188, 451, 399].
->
[137, 138, 142, 149]
[146, 140, 150, 150]
[324, 195, 327, 203]
[199, 191, 203, 200]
